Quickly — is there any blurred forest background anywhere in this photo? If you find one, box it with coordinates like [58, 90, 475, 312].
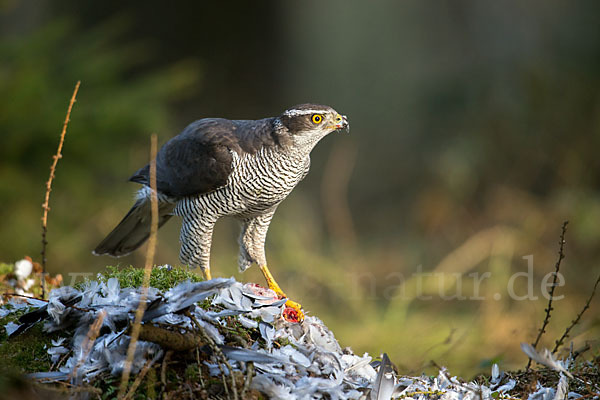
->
[1, 0, 599, 377]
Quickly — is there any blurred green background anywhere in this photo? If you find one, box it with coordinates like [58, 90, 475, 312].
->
[1, 0, 599, 377]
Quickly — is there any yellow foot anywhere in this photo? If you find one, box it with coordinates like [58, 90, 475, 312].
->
[203, 269, 212, 280]
[259, 264, 304, 322]
[195, 267, 211, 280]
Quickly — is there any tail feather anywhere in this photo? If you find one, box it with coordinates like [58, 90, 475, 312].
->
[93, 199, 174, 257]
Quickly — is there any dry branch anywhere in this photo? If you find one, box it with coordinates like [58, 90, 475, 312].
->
[136, 324, 207, 351]
[41, 81, 80, 299]
[552, 271, 600, 354]
[122, 356, 159, 400]
[527, 221, 568, 370]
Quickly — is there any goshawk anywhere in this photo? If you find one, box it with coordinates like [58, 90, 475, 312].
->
[94, 104, 349, 319]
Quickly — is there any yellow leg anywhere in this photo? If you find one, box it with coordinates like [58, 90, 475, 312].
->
[259, 264, 304, 321]
[201, 267, 212, 280]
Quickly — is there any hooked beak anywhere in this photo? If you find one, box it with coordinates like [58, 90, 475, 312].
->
[334, 114, 349, 133]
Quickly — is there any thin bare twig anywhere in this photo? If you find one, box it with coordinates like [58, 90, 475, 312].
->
[118, 134, 159, 398]
[32, 382, 102, 396]
[161, 350, 173, 387]
[571, 342, 591, 361]
[4, 293, 49, 303]
[241, 361, 254, 398]
[527, 221, 568, 370]
[52, 347, 72, 371]
[552, 271, 600, 354]
[41, 81, 80, 299]
[122, 356, 159, 400]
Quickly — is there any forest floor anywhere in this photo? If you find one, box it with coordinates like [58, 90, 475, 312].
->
[0, 262, 599, 400]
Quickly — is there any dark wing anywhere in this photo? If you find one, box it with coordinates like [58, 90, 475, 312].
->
[129, 119, 235, 197]
[129, 117, 285, 197]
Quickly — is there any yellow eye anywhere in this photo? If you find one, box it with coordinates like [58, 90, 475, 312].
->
[311, 114, 323, 124]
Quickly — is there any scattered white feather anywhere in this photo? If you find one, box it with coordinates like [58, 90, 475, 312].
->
[239, 314, 258, 329]
[21, 278, 36, 291]
[26, 298, 47, 307]
[528, 383, 556, 400]
[14, 258, 33, 280]
[259, 321, 275, 348]
[521, 343, 573, 378]
[496, 379, 517, 393]
[491, 363, 500, 383]
[48, 343, 69, 363]
[251, 374, 295, 400]
[554, 373, 568, 400]
[4, 321, 20, 336]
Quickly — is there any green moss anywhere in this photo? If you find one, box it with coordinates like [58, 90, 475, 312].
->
[97, 375, 119, 400]
[89, 265, 203, 291]
[0, 321, 55, 374]
[146, 367, 157, 399]
[184, 364, 200, 381]
[0, 305, 63, 375]
[0, 263, 13, 276]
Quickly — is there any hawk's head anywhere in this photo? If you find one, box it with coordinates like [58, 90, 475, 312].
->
[278, 104, 349, 146]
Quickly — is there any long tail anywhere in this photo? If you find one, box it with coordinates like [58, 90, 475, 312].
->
[93, 199, 174, 257]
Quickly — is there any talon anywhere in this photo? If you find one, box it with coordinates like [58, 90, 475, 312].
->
[259, 264, 304, 322]
[283, 299, 304, 323]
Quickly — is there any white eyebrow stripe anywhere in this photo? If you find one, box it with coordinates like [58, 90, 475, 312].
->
[283, 109, 331, 117]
